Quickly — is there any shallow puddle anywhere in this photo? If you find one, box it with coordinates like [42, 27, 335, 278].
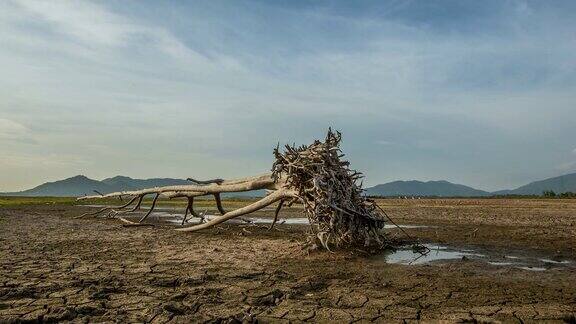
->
[384, 244, 481, 265]
[381, 244, 573, 271]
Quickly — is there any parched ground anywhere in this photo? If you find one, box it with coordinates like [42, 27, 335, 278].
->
[1, 199, 575, 323]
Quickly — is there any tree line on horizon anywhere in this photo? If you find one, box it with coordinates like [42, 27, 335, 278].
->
[367, 191, 576, 199]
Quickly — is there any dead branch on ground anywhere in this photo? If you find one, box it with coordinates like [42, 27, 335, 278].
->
[77, 130, 388, 249]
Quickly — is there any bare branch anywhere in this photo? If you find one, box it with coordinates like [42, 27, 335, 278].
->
[75, 130, 390, 249]
[176, 190, 294, 232]
[78, 174, 278, 200]
[187, 178, 225, 185]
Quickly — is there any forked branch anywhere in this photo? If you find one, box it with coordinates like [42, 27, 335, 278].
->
[176, 189, 295, 232]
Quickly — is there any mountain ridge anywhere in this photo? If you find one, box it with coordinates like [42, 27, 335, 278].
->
[364, 179, 490, 197]
[490, 172, 576, 196]
[2, 172, 576, 198]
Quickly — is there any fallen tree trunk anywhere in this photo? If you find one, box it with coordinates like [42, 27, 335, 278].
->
[77, 129, 388, 249]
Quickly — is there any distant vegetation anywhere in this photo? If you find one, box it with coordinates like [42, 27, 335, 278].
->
[0, 197, 76, 207]
[542, 190, 576, 198]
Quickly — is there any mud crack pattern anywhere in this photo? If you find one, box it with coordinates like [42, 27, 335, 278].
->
[1, 203, 575, 323]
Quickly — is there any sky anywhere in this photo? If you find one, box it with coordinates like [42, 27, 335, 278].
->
[1, 0, 575, 192]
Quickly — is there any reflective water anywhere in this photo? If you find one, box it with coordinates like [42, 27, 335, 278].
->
[384, 244, 482, 265]
[381, 244, 573, 271]
[517, 266, 547, 271]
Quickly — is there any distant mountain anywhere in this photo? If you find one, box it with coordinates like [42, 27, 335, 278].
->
[1, 175, 265, 198]
[364, 180, 490, 197]
[365, 173, 576, 197]
[492, 172, 576, 196]
[101, 176, 190, 191]
[2, 175, 113, 197]
[4, 172, 576, 198]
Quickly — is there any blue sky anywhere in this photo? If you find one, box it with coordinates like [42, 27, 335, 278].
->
[1, 0, 575, 191]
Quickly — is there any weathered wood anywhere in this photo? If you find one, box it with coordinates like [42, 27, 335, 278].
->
[176, 189, 294, 232]
[76, 130, 388, 249]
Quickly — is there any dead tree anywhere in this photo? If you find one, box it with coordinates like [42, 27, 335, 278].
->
[77, 130, 388, 248]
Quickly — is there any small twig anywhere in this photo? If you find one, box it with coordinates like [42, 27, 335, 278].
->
[373, 203, 414, 241]
[470, 228, 479, 238]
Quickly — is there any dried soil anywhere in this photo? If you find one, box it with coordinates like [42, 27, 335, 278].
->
[1, 199, 575, 323]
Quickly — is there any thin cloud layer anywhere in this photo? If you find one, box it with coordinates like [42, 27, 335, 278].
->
[0, 0, 575, 191]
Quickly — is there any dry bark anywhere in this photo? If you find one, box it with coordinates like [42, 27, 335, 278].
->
[77, 130, 388, 248]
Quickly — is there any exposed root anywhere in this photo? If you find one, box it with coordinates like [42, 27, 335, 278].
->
[272, 129, 387, 248]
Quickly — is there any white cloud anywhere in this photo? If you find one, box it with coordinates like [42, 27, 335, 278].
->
[10, 0, 132, 47]
[0, 118, 29, 140]
[2, 0, 235, 68]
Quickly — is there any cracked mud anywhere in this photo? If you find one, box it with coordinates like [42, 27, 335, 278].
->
[1, 199, 575, 323]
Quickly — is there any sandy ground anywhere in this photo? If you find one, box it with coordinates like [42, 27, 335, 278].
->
[1, 199, 576, 323]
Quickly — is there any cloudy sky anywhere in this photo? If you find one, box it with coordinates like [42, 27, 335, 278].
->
[1, 0, 575, 192]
